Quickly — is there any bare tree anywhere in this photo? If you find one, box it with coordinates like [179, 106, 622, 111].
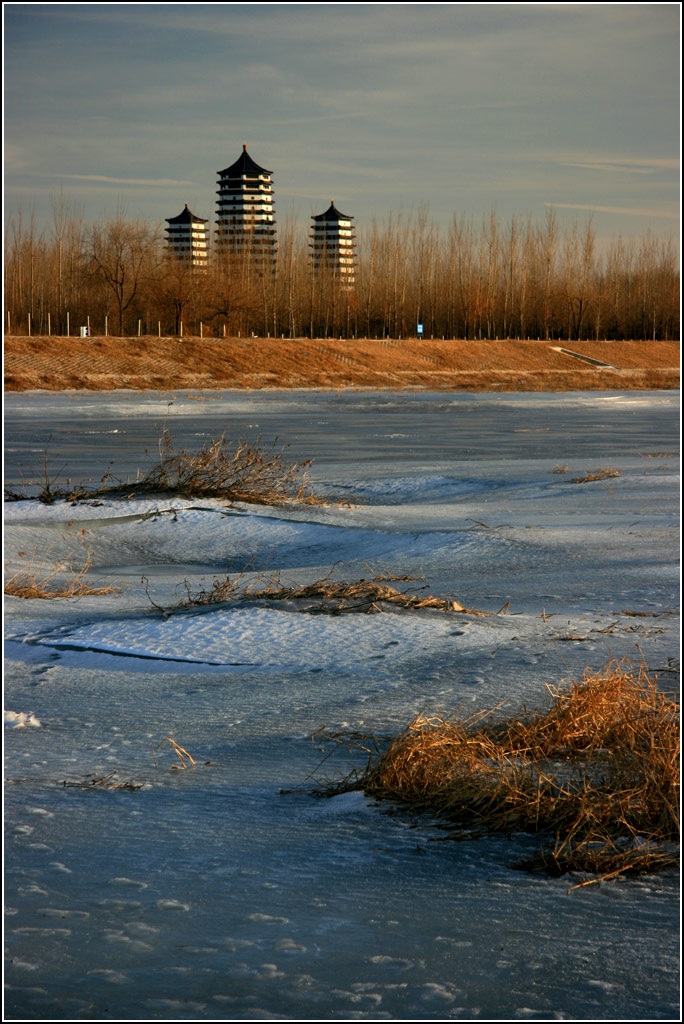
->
[89, 206, 160, 335]
[50, 189, 84, 332]
[203, 254, 261, 336]
[151, 256, 199, 335]
[560, 219, 595, 341]
[3, 199, 679, 343]
[538, 207, 558, 340]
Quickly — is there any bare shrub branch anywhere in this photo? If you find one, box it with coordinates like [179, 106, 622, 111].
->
[152, 737, 196, 770]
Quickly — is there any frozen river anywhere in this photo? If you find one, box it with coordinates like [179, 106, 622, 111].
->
[4, 389, 680, 1020]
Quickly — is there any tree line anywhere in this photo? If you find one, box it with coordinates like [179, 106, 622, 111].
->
[4, 196, 679, 341]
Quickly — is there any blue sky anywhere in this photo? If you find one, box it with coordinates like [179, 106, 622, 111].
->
[3, 2, 681, 247]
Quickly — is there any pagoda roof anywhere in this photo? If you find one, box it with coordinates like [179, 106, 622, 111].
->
[166, 204, 208, 225]
[312, 200, 353, 222]
[219, 144, 272, 177]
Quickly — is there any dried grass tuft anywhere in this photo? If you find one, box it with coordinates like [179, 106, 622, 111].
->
[569, 467, 621, 483]
[7, 429, 337, 508]
[4, 544, 121, 600]
[107, 428, 329, 507]
[154, 564, 487, 617]
[244, 566, 478, 615]
[319, 661, 679, 883]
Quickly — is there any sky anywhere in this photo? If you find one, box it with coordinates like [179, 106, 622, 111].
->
[3, 2, 681, 248]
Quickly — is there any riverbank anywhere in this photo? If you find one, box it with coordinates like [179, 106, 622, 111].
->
[4, 335, 679, 392]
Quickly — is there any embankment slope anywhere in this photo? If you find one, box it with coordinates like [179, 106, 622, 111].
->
[4, 335, 679, 392]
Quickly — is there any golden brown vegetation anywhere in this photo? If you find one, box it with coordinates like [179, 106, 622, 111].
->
[4, 545, 121, 600]
[4, 203, 679, 341]
[319, 662, 679, 883]
[244, 569, 473, 614]
[4, 334, 679, 392]
[5, 431, 331, 508]
[151, 566, 487, 617]
[102, 429, 325, 506]
[569, 467, 621, 483]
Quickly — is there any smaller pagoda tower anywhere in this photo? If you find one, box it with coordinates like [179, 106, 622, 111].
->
[310, 201, 356, 284]
[165, 205, 209, 267]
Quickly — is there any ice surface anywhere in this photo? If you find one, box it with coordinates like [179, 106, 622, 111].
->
[4, 390, 680, 1020]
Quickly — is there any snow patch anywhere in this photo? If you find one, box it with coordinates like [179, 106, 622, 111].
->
[5, 710, 41, 728]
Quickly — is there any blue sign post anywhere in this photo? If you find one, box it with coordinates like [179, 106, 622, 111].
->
[417, 323, 424, 338]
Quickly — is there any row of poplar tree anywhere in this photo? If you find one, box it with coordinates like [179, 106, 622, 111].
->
[4, 197, 679, 341]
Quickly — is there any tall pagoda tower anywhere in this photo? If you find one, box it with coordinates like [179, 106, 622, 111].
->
[310, 201, 356, 284]
[165, 204, 209, 267]
[215, 144, 277, 263]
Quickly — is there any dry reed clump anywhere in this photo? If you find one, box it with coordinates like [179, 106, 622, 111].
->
[244, 567, 481, 615]
[4, 544, 121, 600]
[105, 429, 327, 507]
[158, 565, 486, 617]
[569, 467, 621, 483]
[321, 662, 679, 883]
[5, 429, 334, 508]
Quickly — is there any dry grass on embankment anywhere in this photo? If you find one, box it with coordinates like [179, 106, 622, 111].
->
[4, 335, 679, 392]
[318, 662, 679, 884]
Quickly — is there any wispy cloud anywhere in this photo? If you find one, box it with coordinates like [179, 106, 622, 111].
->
[545, 202, 679, 220]
[59, 174, 199, 187]
[560, 157, 679, 175]
[4, 4, 679, 239]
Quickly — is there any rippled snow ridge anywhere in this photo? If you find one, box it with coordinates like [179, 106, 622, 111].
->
[4, 389, 680, 1021]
